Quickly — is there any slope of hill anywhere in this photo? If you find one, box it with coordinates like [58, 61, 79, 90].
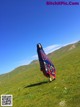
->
[0, 41, 80, 107]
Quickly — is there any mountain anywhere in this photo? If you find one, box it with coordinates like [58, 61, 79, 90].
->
[0, 41, 80, 107]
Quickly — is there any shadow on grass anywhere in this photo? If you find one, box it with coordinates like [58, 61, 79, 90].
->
[24, 81, 49, 88]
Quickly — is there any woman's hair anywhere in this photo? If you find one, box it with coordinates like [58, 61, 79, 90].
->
[37, 43, 43, 49]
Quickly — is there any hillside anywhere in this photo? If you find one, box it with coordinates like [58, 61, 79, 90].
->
[0, 41, 80, 107]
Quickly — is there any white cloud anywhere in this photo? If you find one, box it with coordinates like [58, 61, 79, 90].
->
[63, 40, 78, 47]
[32, 55, 38, 59]
[18, 41, 79, 66]
[16, 59, 32, 66]
[32, 44, 61, 59]
[44, 44, 61, 54]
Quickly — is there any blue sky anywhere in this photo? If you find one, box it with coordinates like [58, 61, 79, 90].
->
[0, 0, 80, 74]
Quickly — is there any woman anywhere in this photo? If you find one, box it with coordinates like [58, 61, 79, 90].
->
[37, 43, 56, 81]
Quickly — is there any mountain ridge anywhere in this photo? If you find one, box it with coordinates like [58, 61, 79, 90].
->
[0, 40, 80, 76]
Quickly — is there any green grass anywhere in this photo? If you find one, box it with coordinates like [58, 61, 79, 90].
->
[0, 41, 80, 107]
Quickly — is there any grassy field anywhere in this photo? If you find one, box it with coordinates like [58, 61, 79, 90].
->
[0, 41, 80, 107]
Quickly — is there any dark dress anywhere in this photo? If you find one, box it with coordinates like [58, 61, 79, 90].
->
[37, 43, 56, 79]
